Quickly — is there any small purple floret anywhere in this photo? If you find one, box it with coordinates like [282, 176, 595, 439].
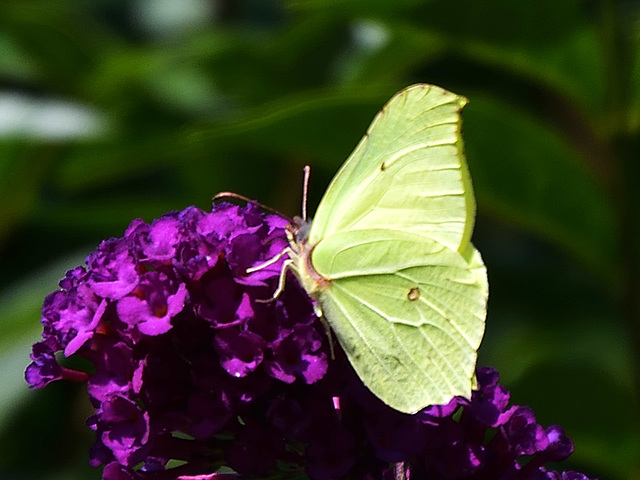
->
[25, 342, 64, 388]
[86, 238, 140, 300]
[116, 271, 188, 336]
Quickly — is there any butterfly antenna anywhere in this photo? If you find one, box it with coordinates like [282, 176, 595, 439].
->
[302, 165, 311, 222]
[213, 191, 286, 217]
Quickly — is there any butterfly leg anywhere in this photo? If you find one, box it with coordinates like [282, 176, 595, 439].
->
[315, 312, 336, 360]
[246, 246, 294, 273]
[254, 257, 297, 303]
[271, 257, 295, 299]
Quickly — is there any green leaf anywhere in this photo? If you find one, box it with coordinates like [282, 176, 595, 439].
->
[187, 86, 404, 164]
[463, 95, 618, 280]
[0, 142, 53, 247]
[0, 33, 40, 81]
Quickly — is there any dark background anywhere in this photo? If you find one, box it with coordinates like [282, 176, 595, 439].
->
[0, 1, 638, 478]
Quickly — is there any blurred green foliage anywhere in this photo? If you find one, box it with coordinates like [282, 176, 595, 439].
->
[1, 1, 639, 478]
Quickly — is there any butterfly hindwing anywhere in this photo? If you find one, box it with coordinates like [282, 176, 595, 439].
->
[311, 229, 487, 414]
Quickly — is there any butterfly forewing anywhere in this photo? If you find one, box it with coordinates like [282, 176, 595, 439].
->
[308, 84, 474, 254]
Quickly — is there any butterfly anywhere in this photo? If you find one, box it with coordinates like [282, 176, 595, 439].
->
[253, 84, 488, 414]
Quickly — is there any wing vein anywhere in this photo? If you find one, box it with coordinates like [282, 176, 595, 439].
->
[382, 140, 459, 168]
[332, 282, 449, 399]
[324, 286, 395, 378]
[396, 270, 482, 349]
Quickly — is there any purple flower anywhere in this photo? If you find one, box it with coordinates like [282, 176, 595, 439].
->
[194, 266, 244, 327]
[39, 271, 108, 356]
[264, 324, 328, 384]
[556, 473, 593, 480]
[87, 338, 139, 402]
[502, 406, 550, 456]
[464, 366, 511, 427]
[25, 342, 65, 388]
[117, 271, 188, 336]
[25, 202, 596, 480]
[86, 238, 139, 300]
[102, 463, 144, 480]
[90, 395, 151, 467]
[214, 327, 265, 377]
[364, 408, 425, 462]
[128, 216, 182, 263]
[226, 425, 285, 475]
[545, 425, 574, 461]
[266, 395, 311, 436]
[184, 389, 232, 439]
[305, 426, 357, 479]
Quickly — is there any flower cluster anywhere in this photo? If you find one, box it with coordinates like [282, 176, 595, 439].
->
[26, 203, 595, 480]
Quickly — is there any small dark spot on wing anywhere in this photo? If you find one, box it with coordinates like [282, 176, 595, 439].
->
[380, 162, 386, 171]
[407, 287, 420, 301]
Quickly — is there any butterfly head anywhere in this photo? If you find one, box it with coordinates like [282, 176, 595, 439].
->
[287, 216, 312, 247]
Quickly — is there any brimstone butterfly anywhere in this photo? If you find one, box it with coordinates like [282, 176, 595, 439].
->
[258, 84, 488, 414]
